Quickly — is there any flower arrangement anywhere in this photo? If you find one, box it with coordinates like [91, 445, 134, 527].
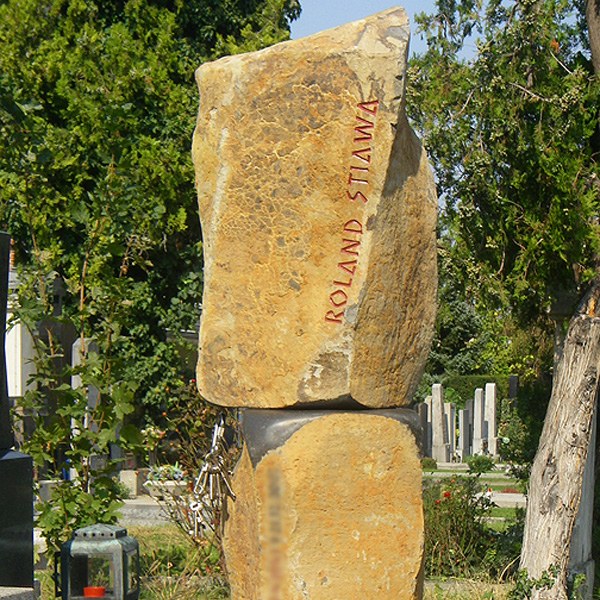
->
[146, 462, 187, 482]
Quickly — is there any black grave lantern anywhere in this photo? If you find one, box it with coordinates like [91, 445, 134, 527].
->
[56, 524, 140, 599]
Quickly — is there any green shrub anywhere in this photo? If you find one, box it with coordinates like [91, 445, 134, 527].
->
[442, 376, 511, 408]
[424, 476, 496, 578]
[423, 474, 522, 580]
[465, 454, 496, 474]
[422, 457, 438, 471]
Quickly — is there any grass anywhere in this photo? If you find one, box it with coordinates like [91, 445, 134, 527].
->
[489, 507, 518, 519]
[425, 580, 511, 599]
[423, 470, 525, 494]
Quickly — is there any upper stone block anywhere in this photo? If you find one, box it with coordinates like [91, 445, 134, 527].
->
[192, 7, 437, 409]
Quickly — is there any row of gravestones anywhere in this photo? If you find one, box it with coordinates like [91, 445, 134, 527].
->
[416, 383, 502, 463]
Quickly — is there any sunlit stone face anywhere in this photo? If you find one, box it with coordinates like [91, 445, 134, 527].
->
[192, 8, 437, 409]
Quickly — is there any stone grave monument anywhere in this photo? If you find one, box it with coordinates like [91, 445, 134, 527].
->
[192, 7, 437, 599]
[0, 233, 34, 593]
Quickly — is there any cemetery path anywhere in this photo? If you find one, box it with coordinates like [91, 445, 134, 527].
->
[491, 491, 526, 508]
[118, 496, 170, 526]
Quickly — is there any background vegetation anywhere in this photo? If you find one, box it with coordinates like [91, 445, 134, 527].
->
[0, 0, 299, 551]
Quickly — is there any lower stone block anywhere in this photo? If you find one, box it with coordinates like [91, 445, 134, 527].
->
[224, 409, 424, 599]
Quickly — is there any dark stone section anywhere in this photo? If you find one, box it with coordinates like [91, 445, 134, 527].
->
[0, 450, 33, 587]
[241, 407, 422, 466]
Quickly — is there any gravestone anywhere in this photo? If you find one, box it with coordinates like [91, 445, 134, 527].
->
[0, 233, 34, 589]
[417, 401, 429, 456]
[457, 408, 471, 461]
[444, 401, 456, 458]
[193, 8, 437, 411]
[192, 8, 437, 599]
[484, 382, 498, 456]
[225, 410, 424, 599]
[472, 388, 485, 455]
[430, 384, 449, 463]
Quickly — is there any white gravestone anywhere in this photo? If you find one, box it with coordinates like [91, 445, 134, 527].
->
[472, 388, 485, 455]
[444, 401, 456, 459]
[484, 382, 498, 456]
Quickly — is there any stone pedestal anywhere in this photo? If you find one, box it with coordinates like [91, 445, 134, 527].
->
[224, 409, 424, 599]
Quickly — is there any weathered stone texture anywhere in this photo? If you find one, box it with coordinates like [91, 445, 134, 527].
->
[192, 8, 437, 408]
[223, 412, 424, 599]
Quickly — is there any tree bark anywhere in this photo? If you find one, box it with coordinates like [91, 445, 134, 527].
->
[520, 281, 600, 599]
[587, 0, 600, 74]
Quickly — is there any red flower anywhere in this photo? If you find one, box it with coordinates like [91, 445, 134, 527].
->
[443, 491, 451, 499]
[435, 499, 441, 505]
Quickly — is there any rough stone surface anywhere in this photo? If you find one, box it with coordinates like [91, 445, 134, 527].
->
[223, 412, 424, 599]
[192, 8, 437, 409]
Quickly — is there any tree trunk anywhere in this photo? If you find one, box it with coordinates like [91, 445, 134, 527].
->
[587, 0, 600, 74]
[520, 280, 600, 599]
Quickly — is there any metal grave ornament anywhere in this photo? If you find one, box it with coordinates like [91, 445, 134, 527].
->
[56, 524, 140, 600]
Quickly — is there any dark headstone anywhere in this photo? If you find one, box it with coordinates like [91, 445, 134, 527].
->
[509, 375, 520, 400]
[0, 450, 34, 587]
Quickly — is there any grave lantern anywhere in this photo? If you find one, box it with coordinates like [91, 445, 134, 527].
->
[56, 524, 140, 599]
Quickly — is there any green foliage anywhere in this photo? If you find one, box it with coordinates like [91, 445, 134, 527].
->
[37, 478, 124, 555]
[424, 475, 520, 579]
[497, 379, 551, 486]
[0, 0, 298, 560]
[156, 380, 236, 478]
[422, 457, 439, 471]
[417, 246, 554, 406]
[508, 566, 559, 599]
[465, 454, 496, 474]
[409, 1, 600, 323]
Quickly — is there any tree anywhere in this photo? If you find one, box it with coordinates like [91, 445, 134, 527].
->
[409, 1, 600, 597]
[0, 0, 299, 550]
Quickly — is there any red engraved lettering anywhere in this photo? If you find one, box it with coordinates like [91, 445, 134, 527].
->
[346, 190, 368, 203]
[325, 310, 344, 324]
[338, 259, 357, 275]
[333, 278, 353, 288]
[354, 115, 374, 142]
[344, 219, 363, 234]
[341, 238, 360, 255]
[352, 147, 372, 163]
[357, 100, 380, 115]
[348, 174, 368, 185]
[330, 289, 348, 308]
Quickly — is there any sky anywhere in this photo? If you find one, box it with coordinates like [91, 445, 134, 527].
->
[290, 0, 437, 55]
